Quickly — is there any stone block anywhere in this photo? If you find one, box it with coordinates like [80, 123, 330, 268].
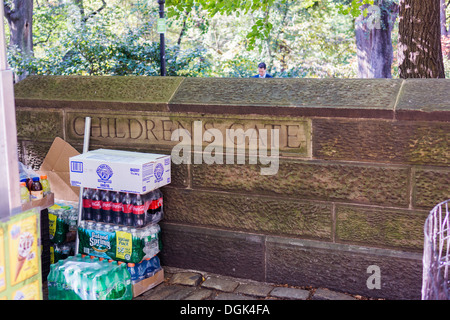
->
[16, 109, 63, 142]
[163, 188, 332, 240]
[336, 205, 428, 250]
[214, 293, 257, 300]
[396, 79, 450, 121]
[313, 119, 450, 166]
[14, 75, 183, 111]
[170, 272, 203, 287]
[159, 223, 266, 282]
[413, 168, 450, 210]
[265, 236, 422, 300]
[65, 111, 312, 157]
[184, 289, 214, 300]
[20, 140, 53, 170]
[201, 277, 240, 292]
[191, 160, 410, 207]
[312, 288, 357, 300]
[169, 78, 401, 118]
[235, 283, 274, 298]
[269, 287, 310, 300]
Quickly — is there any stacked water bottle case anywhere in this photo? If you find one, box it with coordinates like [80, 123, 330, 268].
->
[78, 188, 164, 264]
[47, 149, 171, 299]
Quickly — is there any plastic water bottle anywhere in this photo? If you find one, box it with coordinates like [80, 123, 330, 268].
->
[40, 175, 51, 196]
[20, 182, 30, 204]
[55, 266, 66, 299]
[119, 262, 132, 299]
[47, 264, 58, 300]
[142, 224, 160, 257]
[127, 263, 138, 284]
[146, 256, 161, 278]
[48, 256, 133, 300]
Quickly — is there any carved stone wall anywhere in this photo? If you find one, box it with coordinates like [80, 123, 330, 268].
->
[14, 75, 450, 299]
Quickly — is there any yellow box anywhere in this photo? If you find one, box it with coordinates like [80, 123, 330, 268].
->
[11, 279, 41, 300]
[0, 227, 5, 293]
[8, 214, 39, 286]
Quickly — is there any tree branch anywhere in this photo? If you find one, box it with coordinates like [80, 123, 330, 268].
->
[82, 0, 106, 23]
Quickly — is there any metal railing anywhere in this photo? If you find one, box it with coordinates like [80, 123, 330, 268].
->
[422, 199, 450, 300]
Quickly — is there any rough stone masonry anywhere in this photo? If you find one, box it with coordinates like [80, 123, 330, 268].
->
[14, 75, 450, 299]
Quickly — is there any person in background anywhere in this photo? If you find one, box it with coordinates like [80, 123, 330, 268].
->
[252, 62, 273, 78]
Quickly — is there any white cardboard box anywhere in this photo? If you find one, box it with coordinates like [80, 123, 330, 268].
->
[69, 149, 171, 194]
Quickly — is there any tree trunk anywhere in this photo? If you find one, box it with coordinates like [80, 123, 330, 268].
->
[355, 1, 398, 78]
[4, 0, 33, 81]
[398, 0, 445, 78]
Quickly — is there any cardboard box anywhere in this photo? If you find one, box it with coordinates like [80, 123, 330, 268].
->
[38, 137, 81, 202]
[132, 268, 164, 298]
[69, 149, 171, 194]
[0, 209, 43, 300]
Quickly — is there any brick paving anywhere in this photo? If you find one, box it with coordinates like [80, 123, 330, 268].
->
[41, 266, 374, 300]
[133, 266, 367, 300]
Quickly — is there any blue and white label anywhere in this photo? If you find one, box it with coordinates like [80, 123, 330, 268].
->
[154, 163, 164, 182]
[97, 164, 114, 181]
[71, 161, 83, 173]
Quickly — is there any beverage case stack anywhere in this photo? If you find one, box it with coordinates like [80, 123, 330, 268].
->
[47, 254, 133, 300]
[48, 202, 79, 263]
[47, 149, 170, 300]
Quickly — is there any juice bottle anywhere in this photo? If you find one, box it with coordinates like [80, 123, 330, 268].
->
[30, 177, 43, 200]
[20, 182, 30, 204]
[40, 175, 51, 196]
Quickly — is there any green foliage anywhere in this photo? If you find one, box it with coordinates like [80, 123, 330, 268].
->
[6, 0, 359, 79]
[8, 0, 210, 77]
[337, 0, 374, 17]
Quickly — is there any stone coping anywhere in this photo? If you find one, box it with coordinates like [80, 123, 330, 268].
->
[14, 75, 450, 121]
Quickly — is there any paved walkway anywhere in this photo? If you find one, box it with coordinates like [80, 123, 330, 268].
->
[134, 266, 373, 301]
[41, 266, 377, 301]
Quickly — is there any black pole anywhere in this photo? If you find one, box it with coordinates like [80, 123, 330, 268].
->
[158, 0, 166, 76]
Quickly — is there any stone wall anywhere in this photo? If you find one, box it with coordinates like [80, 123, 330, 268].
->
[14, 76, 450, 299]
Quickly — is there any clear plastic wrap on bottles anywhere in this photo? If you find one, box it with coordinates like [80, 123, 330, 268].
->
[47, 254, 132, 300]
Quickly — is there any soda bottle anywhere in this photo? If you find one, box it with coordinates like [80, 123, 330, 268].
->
[112, 191, 123, 225]
[146, 189, 163, 224]
[101, 190, 113, 223]
[20, 182, 30, 204]
[40, 175, 51, 196]
[122, 193, 134, 226]
[133, 194, 145, 228]
[82, 188, 93, 220]
[91, 189, 102, 222]
[30, 177, 44, 201]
